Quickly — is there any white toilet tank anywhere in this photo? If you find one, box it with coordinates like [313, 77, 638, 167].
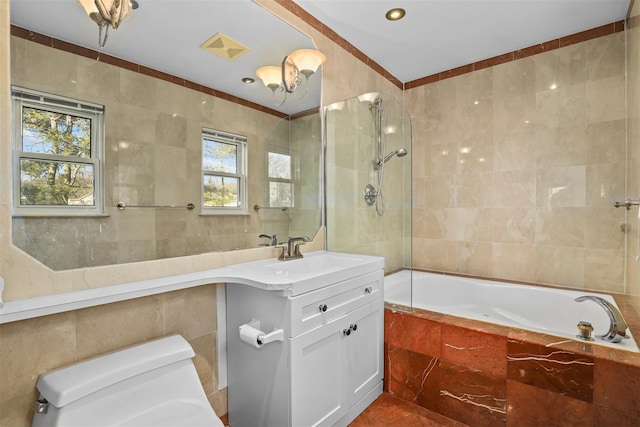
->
[32, 335, 224, 427]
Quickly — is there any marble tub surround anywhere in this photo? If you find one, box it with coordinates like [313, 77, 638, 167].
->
[384, 306, 640, 427]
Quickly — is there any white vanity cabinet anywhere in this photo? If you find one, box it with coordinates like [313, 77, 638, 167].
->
[226, 264, 384, 427]
[290, 298, 383, 426]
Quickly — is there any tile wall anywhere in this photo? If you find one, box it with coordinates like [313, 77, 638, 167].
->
[325, 93, 412, 273]
[627, 1, 640, 300]
[0, 2, 384, 426]
[262, 110, 323, 243]
[0, 285, 225, 426]
[10, 34, 280, 270]
[405, 29, 628, 294]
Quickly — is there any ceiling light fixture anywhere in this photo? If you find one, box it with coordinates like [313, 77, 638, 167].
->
[77, 0, 134, 48]
[385, 8, 406, 21]
[256, 48, 326, 106]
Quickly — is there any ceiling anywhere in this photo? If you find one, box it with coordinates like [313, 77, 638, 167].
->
[9, 0, 631, 115]
[295, 0, 631, 83]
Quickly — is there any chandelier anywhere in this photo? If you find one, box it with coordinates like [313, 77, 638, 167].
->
[256, 49, 326, 106]
[77, 0, 134, 48]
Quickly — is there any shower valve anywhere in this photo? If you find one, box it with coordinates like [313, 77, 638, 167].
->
[364, 184, 378, 206]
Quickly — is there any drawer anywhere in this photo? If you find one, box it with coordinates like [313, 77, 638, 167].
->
[289, 270, 383, 337]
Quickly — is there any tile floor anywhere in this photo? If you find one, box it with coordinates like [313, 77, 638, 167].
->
[349, 393, 467, 427]
[223, 392, 465, 427]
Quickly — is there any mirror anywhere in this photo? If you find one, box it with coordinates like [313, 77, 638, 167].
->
[261, 110, 322, 245]
[8, 0, 323, 270]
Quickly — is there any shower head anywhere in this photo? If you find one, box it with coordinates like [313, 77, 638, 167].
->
[382, 148, 409, 164]
[369, 97, 384, 111]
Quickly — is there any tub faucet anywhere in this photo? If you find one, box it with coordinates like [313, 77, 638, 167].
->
[575, 296, 630, 343]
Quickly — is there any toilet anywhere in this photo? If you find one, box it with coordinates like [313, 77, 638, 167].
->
[32, 335, 224, 427]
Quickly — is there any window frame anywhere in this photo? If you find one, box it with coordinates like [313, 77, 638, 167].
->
[201, 128, 248, 215]
[11, 87, 105, 217]
[267, 150, 294, 208]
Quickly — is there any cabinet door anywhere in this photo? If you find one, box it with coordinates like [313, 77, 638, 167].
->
[346, 300, 384, 407]
[290, 321, 348, 427]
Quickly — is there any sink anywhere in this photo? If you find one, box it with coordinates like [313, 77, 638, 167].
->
[263, 254, 363, 276]
[223, 251, 385, 296]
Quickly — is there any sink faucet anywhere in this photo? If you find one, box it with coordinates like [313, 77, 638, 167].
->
[258, 234, 278, 246]
[575, 295, 630, 343]
[278, 236, 311, 261]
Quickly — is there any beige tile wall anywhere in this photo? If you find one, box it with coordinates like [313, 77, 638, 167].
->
[627, 4, 640, 311]
[325, 93, 412, 272]
[261, 111, 322, 244]
[406, 31, 628, 293]
[0, 2, 380, 426]
[10, 35, 280, 270]
[0, 285, 225, 427]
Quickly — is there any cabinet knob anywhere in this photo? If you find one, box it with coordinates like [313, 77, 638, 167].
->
[364, 287, 373, 294]
[343, 328, 351, 336]
[350, 324, 358, 332]
[319, 304, 328, 313]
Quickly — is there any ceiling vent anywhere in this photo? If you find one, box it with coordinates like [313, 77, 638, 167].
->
[200, 32, 250, 61]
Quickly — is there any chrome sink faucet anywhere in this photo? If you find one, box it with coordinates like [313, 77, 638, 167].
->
[575, 295, 630, 343]
[278, 236, 310, 261]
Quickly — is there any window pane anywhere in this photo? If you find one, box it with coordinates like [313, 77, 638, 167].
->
[204, 175, 240, 207]
[19, 159, 95, 206]
[203, 139, 237, 173]
[21, 107, 92, 158]
[269, 181, 293, 207]
[268, 152, 291, 179]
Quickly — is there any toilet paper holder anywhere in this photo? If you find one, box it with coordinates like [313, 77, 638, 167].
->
[240, 319, 284, 348]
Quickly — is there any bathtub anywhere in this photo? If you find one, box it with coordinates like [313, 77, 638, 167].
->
[384, 270, 639, 352]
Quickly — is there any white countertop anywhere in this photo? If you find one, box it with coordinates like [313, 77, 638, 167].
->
[0, 251, 385, 324]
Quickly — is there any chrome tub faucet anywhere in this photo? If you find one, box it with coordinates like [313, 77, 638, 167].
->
[575, 295, 630, 343]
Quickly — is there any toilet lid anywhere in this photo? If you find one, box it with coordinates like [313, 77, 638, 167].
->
[118, 401, 224, 427]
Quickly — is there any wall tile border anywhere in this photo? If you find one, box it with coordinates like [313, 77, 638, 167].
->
[10, 25, 289, 119]
[12, 11, 627, 102]
[275, 0, 625, 91]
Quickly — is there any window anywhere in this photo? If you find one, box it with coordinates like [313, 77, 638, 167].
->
[268, 151, 293, 208]
[11, 87, 104, 216]
[202, 128, 247, 213]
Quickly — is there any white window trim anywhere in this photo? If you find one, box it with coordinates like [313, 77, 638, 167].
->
[201, 128, 248, 215]
[268, 150, 295, 208]
[11, 87, 105, 217]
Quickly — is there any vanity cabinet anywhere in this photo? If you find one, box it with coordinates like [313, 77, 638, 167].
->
[227, 268, 384, 427]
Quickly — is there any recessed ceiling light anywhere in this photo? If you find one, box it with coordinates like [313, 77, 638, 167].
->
[242, 77, 255, 84]
[386, 8, 406, 21]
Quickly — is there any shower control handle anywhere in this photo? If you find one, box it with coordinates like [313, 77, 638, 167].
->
[319, 304, 328, 313]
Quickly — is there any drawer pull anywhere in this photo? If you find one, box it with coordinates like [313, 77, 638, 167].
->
[350, 323, 358, 332]
[319, 304, 328, 313]
[343, 328, 351, 336]
[364, 287, 373, 294]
